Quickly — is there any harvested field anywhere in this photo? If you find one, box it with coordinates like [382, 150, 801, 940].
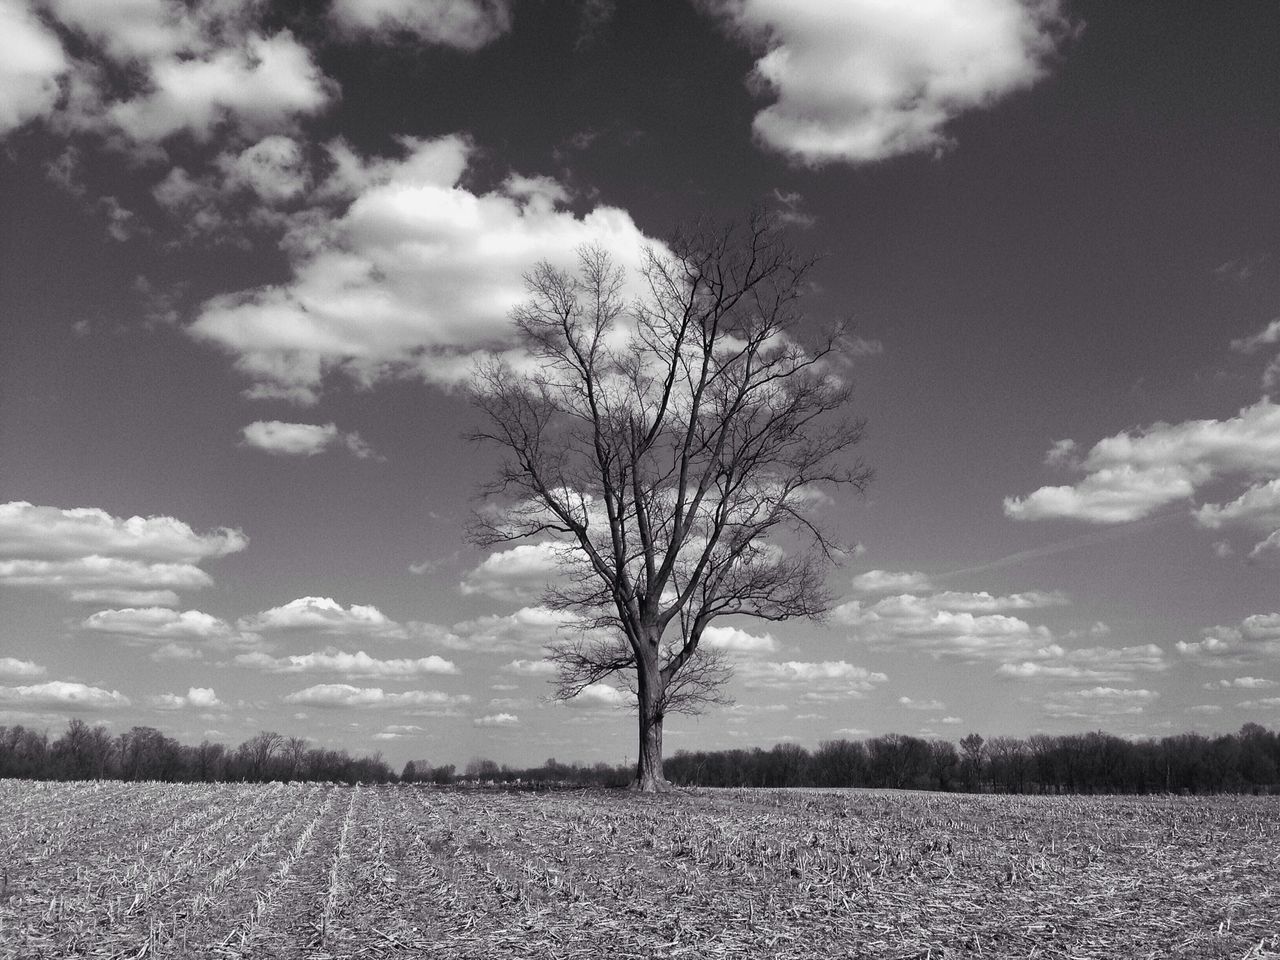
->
[1, 781, 1278, 959]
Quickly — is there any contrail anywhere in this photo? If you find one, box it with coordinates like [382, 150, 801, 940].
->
[937, 512, 1184, 581]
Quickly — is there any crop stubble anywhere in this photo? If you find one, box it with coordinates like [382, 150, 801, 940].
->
[1, 781, 1278, 958]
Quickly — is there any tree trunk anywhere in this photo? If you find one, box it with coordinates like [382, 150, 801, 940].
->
[632, 656, 670, 792]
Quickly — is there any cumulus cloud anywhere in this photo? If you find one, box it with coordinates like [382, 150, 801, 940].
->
[189, 134, 657, 402]
[1178, 613, 1280, 665]
[899, 696, 945, 711]
[503, 658, 558, 675]
[1004, 399, 1280, 531]
[0, 680, 130, 710]
[1240, 697, 1280, 711]
[834, 591, 1059, 661]
[447, 606, 585, 653]
[1230, 319, 1280, 390]
[152, 686, 223, 709]
[459, 541, 571, 601]
[282, 684, 470, 708]
[701, 624, 777, 654]
[996, 643, 1166, 682]
[240, 420, 378, 459]
[0, 501, 246, 562]
[702, 0, 1071, 166]
[1206, 677, 1277, 690]
[80, 606, 236, 642]
[738, 660, 888, 693]
[330, 0, 513, 49]
[234, 648, 457, 677]
[473, 712, 519, 726]
[0, 658, 46, 679]
[0, 0, 68, 135]
[1041, 686, 1158, 719]
[562, 682, 632, 709]
[0, 501, 245, 604]
[239, 596, 406, 639]
[850, 570, 933, 593]
[372, 723, 427, 740]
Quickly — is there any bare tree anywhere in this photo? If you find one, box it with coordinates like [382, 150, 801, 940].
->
[468, 212, 871, 791]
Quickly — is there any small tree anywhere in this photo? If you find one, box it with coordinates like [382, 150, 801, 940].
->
[469, 211, 871, 791]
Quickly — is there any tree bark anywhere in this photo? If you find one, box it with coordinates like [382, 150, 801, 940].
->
[632, 653, 671, 792]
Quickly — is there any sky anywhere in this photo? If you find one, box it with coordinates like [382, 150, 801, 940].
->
[2, 0, 1279, 769]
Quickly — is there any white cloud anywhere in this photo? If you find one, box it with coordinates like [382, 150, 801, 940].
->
[372, 723, 427, 741]
[899, 696, 945, 711]
[1178, 613, 1280, 664]
[0, 0, 68, 135]
[1206, 677, 1277, 690]
[240, 420, 377, 459]
[1005, 399, 1280, 524]
[940, 716, 963, 725]
[1187, 704, 1223, 715]
[1195, 479, 1280, 531]
[234, 648, 457, 677]
[1041, 686, 1158, 719]
[739, 660, 887, 690]
[0, 501, 246, 562]
[459, 541, 571, 601]
[996, 643, 1166, 682]
[562, 682, 632, 709]
[503, 658, 558, 675]
[0, 658, 46, 679]
[850, 569, 933, 593]
[81, 606, 236, 643]
[1230, 319, 1280, 355]
[189, 135, 657, 403]
[834, 592, 1057, 661]
[330, 0, 513, 49]
[473, 712, 519, 726]
[239, 596, 404, 638]
[282, 684, 470, 708]
[67, 588, 183, 606]
[0, 557, 214, 599]
[0, 680, 130, 710]
[217, 135, 311, 202]
[152, 686, 223, 710]
[447, 605, 584, 653]
[701, 624, 778, 654]
[1240, 697, 1280, 710]
[703, 0, 1070, 166]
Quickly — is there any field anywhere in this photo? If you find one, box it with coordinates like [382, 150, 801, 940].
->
[1, 782, 1278, 959]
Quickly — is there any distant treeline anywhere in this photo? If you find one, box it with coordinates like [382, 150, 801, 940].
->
[665, 726, 1280, 795]
[3, 719, 1279, 793]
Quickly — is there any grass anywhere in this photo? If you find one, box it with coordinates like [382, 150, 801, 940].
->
[1, 780, 1278, 958]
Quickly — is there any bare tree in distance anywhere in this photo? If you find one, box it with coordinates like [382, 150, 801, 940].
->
[468, 211, 872, 791]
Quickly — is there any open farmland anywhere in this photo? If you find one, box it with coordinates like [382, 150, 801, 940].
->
[1, 781, 1278, 959]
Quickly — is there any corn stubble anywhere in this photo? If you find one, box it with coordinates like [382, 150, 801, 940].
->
[1, 781, 1278, 958]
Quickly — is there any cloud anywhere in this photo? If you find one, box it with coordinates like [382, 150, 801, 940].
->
[1206, 677, 1277, 690]
[282, 684, 470, 708]
[80, 606, 237, 643]
[1177, 613, 1280, 665]
[701, 624, 778, 654]
[0, 0, 68, 135]
[447, 605, 585, 653]
[42, 1, 333, 150]
[0, 557, 215, 601]
[503, 658, 558, 675]
[996, 643, 1166, 682]
[152, 686, 223, 710]
[238, 596, 406, 638]
[834, 592, 1059, 661]
[473, 712, 519, 726]
[1196, 479, 1280, 541]
[1004, 399, 1280, 524]
[189, 134, 657, 403]
[0, 658, 46, 679]
[899, 696, 945, 711]
[850, 569, 933, 593]
[0, 680, 130, 710]
[739, 660, 887, 691]
[240, 421, 378, 459]
[330, 0, 513, 49]
[562, 682, 632, 709]
[1187, 704, 1223, 716]
[702, 0, 1071, 166]
[1041, 686, 1159, 719]
[940, 716, 963, 725]
[1240, 697, 1280, 710]
[1230, 319, 1280, 355]
[234, 648, 457, 677]
[459, 541, 570, 601]
[0, 501, 246, 562]
[372, 723, 427, 740]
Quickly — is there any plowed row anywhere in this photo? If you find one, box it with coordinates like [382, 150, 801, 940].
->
[2, 782, 1278, 958]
